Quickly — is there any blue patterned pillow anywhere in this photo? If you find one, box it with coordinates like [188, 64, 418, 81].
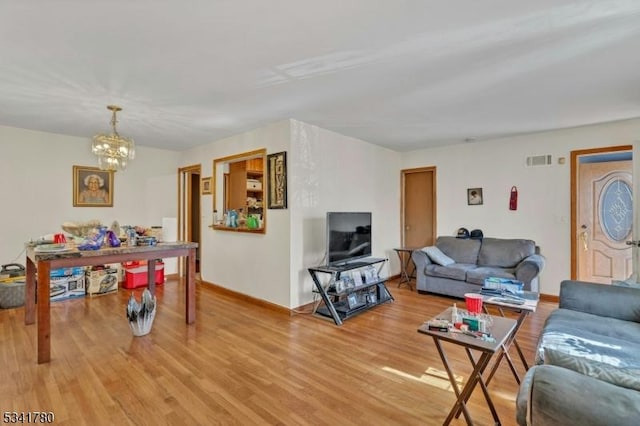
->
[422, 246, 455, 266]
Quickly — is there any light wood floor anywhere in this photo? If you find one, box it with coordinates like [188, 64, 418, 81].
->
[0, 277, 556, 425]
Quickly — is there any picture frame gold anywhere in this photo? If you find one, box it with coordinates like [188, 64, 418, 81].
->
[201, 176, 212, 195]
[73, 165, 114, 207]
[267, 151, 287, 209]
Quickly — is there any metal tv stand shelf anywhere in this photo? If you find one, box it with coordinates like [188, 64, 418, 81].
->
[308, 257, 393, 326]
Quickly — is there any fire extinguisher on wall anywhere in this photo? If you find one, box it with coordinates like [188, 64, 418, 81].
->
[509, 186, 518, 210]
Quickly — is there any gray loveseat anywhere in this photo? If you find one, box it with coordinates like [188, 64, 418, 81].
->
[516, 280, 640, 425]
[411, 236, 545, 298]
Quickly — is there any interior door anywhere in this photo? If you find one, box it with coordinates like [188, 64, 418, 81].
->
[178, 164, 202, 274]
[402, 167, 436, 248]
[577, 160, 632, 283]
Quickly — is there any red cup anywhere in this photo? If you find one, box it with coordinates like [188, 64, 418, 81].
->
[465, 293, 483, 315]
[53, 233, 67, 244]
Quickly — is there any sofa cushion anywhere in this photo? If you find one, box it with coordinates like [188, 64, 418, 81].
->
[425, 263, 477, 281]
[435, 236, 481, 264]
[535, 308, 640, 368]
[477, 238, 535, 268]
[421, 246, 455, 266]
[466, 267, 516, 285]
[544, 347, 640, 392]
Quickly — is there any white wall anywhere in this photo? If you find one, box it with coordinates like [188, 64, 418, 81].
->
[0, 125, 180, 265]
[288, 120, 402, 307]
[180, 119, 402, 309]
[180, 120, 292, 307]
[401, 118, 640, 296]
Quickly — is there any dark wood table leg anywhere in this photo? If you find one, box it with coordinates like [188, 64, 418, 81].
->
[147, 258, 156, 295]
[485, 309, 529, 386]
[25, 257, 36, 325]
[433, 337, 475, 425]
[186, 248, 196, 324]
[37, 261, 51, 364]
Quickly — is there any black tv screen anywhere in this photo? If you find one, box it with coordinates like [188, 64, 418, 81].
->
[326, 212, 372, 266]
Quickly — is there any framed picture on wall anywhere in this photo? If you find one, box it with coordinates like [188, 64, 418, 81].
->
[267, 151, 287, 209]
[201, 177, 212, 195]
[467, 187, 483, 205]
[73, 165, 114, 207]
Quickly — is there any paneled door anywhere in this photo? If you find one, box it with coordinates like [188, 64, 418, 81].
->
[577, 160, 632, 283]
[402, 167, 436, 248]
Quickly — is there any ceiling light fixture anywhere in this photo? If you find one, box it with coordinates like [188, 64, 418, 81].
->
[92, 105, 135, 171]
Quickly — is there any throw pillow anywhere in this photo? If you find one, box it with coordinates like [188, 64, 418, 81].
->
[422, 246, 455, 266]
[544, 347, 640, 392]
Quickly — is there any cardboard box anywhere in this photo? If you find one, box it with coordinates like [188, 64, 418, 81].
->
[51, 267, 85, 278]
[123, 263, 164, 289]
[50, 273, 85, 302]
[86, 268, 118, 295]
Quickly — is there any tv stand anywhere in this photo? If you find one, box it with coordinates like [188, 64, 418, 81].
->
[308, 257, 393, 325]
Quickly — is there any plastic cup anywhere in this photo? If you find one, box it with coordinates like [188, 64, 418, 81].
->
[465, 293, 483, 314]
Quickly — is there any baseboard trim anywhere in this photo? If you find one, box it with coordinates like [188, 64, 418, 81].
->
[539, 293, 559, 303]
[199, 280, 291, 316]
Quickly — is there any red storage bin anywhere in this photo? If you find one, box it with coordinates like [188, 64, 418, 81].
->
[123, 262, 164, 289]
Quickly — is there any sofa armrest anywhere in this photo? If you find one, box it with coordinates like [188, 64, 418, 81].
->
[411, 248, 432, 272]
[559, 280, 640, 322]
[517, 365, 640, 426]
[515, 254, 545, 288]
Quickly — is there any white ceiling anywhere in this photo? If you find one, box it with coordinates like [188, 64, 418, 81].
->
[1, 1, 639, 152]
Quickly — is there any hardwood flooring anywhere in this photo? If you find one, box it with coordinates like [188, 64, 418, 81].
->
[0, 278, 556, 425]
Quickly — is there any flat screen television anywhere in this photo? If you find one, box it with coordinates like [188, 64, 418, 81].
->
[326, 212, 372, 266]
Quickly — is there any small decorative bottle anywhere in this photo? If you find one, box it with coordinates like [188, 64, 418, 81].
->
[451, 303, 458, 324]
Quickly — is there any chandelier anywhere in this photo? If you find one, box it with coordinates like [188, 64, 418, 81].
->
[92, 105, 135, 171]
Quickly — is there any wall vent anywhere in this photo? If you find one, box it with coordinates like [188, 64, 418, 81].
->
[525, 154, 552, 167]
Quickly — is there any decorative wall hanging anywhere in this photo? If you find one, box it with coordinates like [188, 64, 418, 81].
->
[467, 188, 483, 205]
[201, 177, 212, 195]
[509, 186, 518, 210]
[73, 165, 114, 207]
[267, 151, 287, 209]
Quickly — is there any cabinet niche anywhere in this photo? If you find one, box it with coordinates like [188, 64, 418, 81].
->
[212, 149, 266, 233]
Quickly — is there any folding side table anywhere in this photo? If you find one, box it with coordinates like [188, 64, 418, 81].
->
[418, 308, 517, 425]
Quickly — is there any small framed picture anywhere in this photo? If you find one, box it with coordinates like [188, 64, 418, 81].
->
[363, 266, 378, 284]
[352, 270, 364, 287]
[467, 187, 483, 205]
[347, 293, 360, 309]
[201, 177, 212, 195]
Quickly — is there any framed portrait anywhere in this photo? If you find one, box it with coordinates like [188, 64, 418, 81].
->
[201, 177, 212, 195]
[73, 166, 114, 207]
[467, 187, 483, 206]
[267, 151, 287, 209]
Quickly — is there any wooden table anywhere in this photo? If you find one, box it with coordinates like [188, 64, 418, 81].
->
[24, 242, 198, 364]
[393, 247, 418, 290]
[418, 308, 517, 425]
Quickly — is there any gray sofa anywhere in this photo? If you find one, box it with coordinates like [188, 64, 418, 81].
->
[411, 236, 545, 298]
[516, 280, 640, 425]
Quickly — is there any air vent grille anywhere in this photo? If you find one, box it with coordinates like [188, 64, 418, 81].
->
[525, 154, 552, 167]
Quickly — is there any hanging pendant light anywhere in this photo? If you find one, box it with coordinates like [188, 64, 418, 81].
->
[92, 105, 135, 171]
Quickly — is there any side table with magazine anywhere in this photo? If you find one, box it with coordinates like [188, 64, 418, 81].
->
[480, 289, 539, 385]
